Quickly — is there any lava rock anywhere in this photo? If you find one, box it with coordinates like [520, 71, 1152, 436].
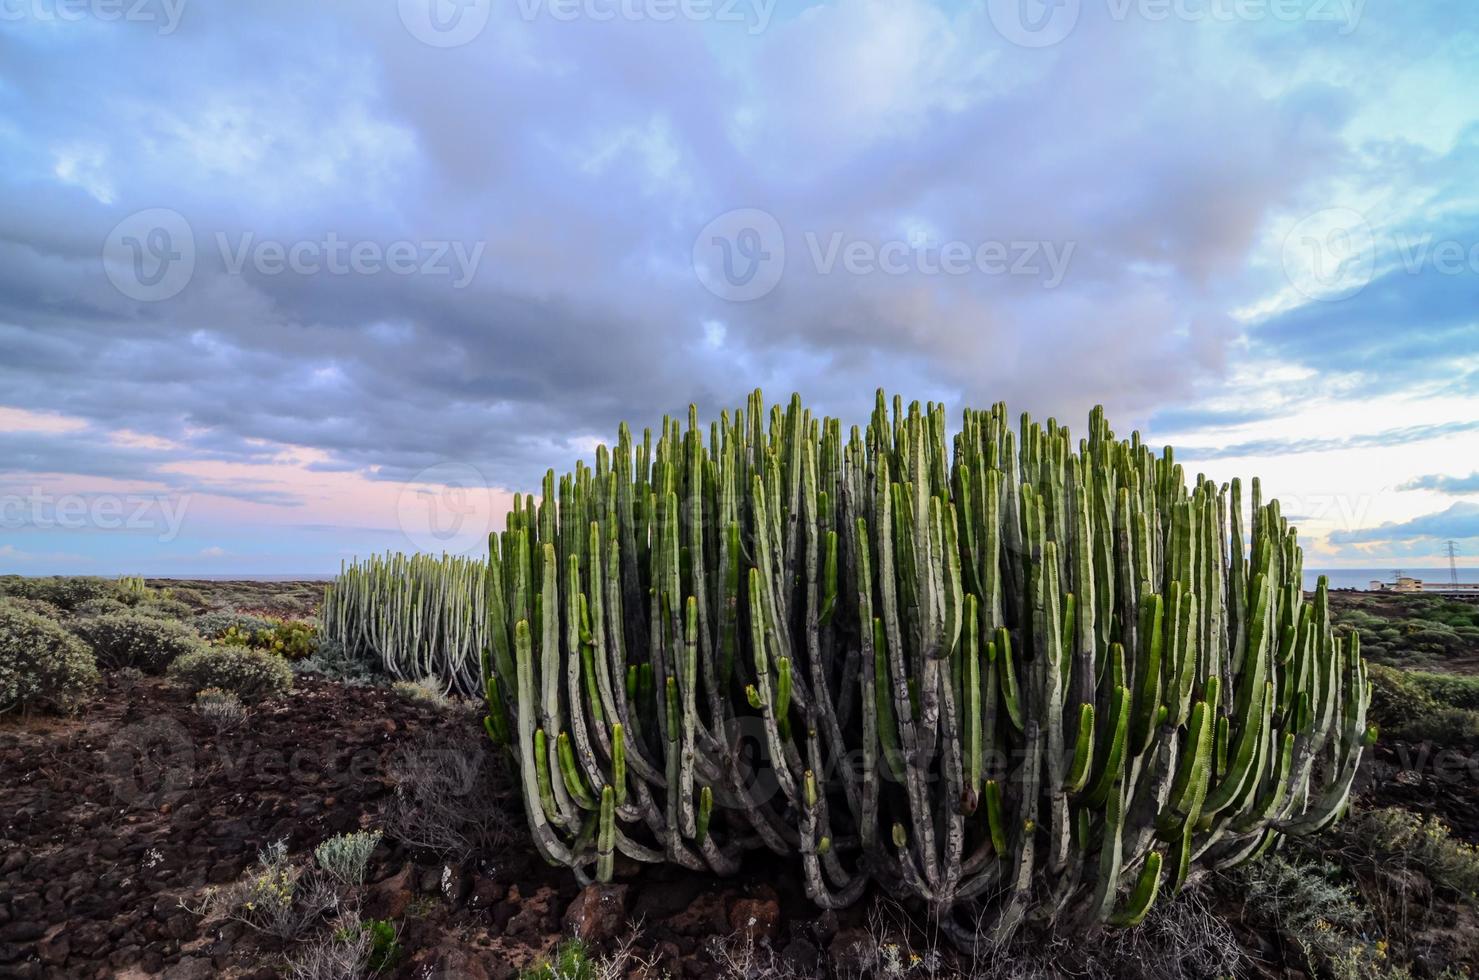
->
[564, 883, 630, 943]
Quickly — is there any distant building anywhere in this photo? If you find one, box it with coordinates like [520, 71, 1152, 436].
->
[1368, 576, 1479, 594]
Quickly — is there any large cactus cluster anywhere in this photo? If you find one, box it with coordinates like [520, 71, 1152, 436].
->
[321, 552, 487, 695]
[453, 390, 1368, 939]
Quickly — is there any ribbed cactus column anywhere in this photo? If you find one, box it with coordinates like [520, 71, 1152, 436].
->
[327, 388, 1370, 942]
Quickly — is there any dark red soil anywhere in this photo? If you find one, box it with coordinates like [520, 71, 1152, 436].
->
[0, 675, 850, 979]
[1, 625, 1475, 979]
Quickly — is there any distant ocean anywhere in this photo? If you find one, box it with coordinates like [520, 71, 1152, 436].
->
[1304, 568, 1476, 592]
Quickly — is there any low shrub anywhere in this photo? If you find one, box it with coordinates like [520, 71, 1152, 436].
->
[1343, 807, 1479, 902]
[1237, 856, 1386, 979]
[0, 600, 99, 715]
[52, 577, 127, 610]
[382, 731, 516, 860]
[71, 596, 132, 619]
[5, 576, 123, 611]
[0, 595, 66, 621]
[194, 687, 247, 733]
[293, 637, 382, 686]
[1368, 664, 1479, 746]
[354, 918, 401, 973]
[1407, 670, 1479, 712]
[196, 612, 318, 658]
[193, 611, 278, 640]
[221, 620, 317, 659]
[168, 647, 294, 700]
[285, 924, 373, 980]
[520, 940, 599, 980]
[134, 597, 196, 621]
[314, 830, 382, 887]
[72, 612, 204, 673]
[165, 586, 210, 612]
[392, 678, 452, 707]
[191, 839, 340, 943]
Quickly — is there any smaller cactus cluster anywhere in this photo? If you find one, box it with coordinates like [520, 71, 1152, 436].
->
[320, 552, 486, 695]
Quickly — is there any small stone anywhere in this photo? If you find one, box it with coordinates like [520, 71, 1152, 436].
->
[728, 895, 779, 942]
[37, 935, 69, 965]
[163, 955, 214, 980]
[564, 883, 630, 943]
[422, 943, 492, 980]
[0, 922, 44, 943]
[469, 876, 506, 909]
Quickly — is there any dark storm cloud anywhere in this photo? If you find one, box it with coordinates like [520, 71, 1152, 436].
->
[0, 0, 1473, 507]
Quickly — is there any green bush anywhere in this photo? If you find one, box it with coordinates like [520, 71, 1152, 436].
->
[72, 612, 204, 673]
[0, 600, 99, 715]
[71, 596, 132, 619]
[193, 611, 278, 639]
[168, 647, 294, 700]
[392, 678, 451, 707]
[134, 597, 195, 621]
[1368, 664, 1479, 746]
[292, 637, 382, 686]
[1343, 807, 1479, 902]
[4, 576, 123, 612]
[1407, 670, 1479, 711]
[218, 619, 318, 659]
[0, 595, 66, 621]
[1237, 856, 1385, 980]
[520, 940, 598, 980]
[1368, 664, 1436, 725]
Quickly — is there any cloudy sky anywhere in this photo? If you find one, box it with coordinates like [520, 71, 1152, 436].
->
[1, 0, 1476, 576]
